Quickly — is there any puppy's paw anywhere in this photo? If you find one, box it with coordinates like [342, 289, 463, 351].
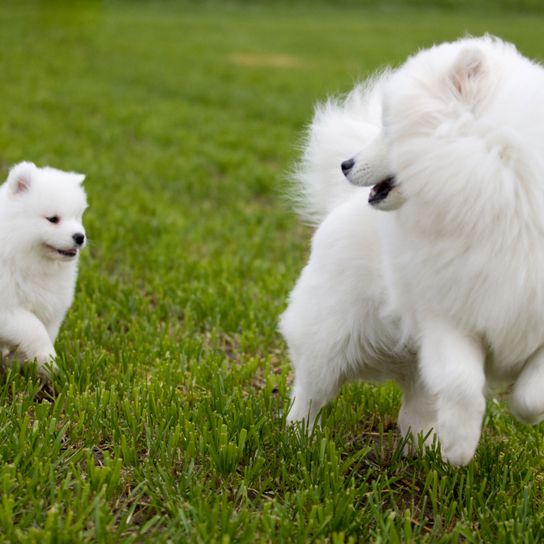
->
[437, 417, 481, 466]
[440, 440, 478, 466]
[33, 348, 58, 381]
[37, 360, 58, 382]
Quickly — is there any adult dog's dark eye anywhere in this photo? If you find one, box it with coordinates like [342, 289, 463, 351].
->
[46, 216, 60, 224]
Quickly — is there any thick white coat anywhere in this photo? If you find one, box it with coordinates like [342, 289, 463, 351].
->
[281, 36, 544, 465]
[0, 162, 87, 376]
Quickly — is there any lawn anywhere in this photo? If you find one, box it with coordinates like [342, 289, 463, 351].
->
[1, 1, 544, 542]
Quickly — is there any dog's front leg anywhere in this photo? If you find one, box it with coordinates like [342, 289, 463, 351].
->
[0, 309, 57, 377]
[418, 318, 486, 466]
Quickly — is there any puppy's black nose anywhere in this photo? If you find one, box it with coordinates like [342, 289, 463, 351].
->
[341, 158, 355, 175]
[73, 233, 85, 246]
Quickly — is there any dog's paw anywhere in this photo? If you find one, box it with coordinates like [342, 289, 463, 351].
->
[34, 347, 55, 363]
[508, 362, 544, 425]
[33, 348, 58, 381]
[286, 397, 320, 431]
[437, 415, 482, 466]
[440, 440, 478, 466]
[37, 360, 58, 382]
[508, 394, 544, 425]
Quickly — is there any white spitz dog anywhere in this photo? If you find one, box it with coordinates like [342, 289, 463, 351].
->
[280, 36, 544, 465]
[0, 162, 87, 378]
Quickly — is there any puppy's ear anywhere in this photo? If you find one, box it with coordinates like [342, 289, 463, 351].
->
[7, 162, 36, 195]
[449, 46, 487, 104]
[73, 173, 85, 185]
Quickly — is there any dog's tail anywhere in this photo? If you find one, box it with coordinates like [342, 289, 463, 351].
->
[290, 70, 390, 224]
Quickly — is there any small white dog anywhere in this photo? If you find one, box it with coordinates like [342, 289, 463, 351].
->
[0, 162, 87, 378]
[281, 36, 544, 465]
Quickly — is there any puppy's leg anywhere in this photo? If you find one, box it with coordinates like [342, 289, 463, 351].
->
[418, 319, 485, 466]
[509, 346, 544, 424]
[45, 318, 63, 344]
[398, 376, 437, 452]
[0, 309, 57, 377]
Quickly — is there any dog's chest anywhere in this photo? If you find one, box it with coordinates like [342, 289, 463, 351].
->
[430, 251, 544, 362]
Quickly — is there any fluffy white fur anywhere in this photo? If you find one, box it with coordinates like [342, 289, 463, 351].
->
[0, 162, 87, 378]
[280, 36, 544, 466]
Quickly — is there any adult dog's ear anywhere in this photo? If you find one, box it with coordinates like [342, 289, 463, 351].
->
[7, 162, 36, 195]
[449, 46, 487, 106]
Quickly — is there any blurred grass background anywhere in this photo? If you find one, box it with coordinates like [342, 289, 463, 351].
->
[1, 1, 544, 542]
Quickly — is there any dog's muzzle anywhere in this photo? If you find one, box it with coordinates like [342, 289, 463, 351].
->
[368, 176, 405, 211]
[369, 176, 396, 205]
[340, 135, 405, 211]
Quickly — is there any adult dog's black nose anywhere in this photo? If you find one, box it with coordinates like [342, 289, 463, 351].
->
[73, 233, 85, 246]
[341, 158, 355, 176]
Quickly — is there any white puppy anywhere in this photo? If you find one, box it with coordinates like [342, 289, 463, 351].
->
[281, 36, 544, 465]
[0, 162, 87, 378]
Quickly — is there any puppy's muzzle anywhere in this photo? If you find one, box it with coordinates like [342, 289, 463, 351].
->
[73, 233, 85, 247]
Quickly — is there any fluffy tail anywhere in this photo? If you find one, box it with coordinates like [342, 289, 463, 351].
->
[291, 70, 390, 224]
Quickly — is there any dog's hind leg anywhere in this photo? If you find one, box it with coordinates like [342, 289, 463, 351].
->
[280, 195, 388, 431]
[418, 318, 486, 466]
[287, 367, 339, 429]
[286, 351, 346, 429]
[509, 346, 544, 424]
[279, 269, 355, 430]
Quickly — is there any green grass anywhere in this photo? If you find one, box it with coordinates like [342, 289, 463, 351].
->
[1, 2, 544, 542]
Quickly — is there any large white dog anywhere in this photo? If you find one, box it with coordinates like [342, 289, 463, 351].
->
[280, 36, 544, 466]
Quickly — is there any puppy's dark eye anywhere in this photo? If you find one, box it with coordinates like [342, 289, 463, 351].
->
[46, 216, 60, 224]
